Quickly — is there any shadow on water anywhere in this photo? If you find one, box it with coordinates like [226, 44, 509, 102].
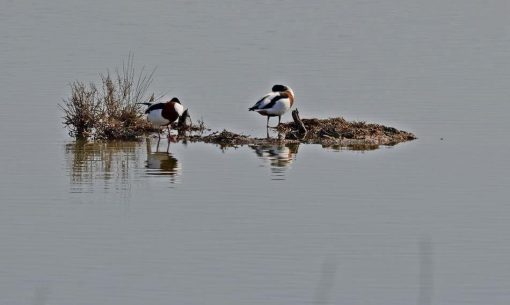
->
[249, 143, 300, 180]
[310, 238, 434, 305]
[418, 236, 434, 305]
[312, 256, 338, 305]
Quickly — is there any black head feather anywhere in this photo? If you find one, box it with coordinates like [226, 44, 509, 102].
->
[271, 84, 288, 92]
[170, 97, 181, 104]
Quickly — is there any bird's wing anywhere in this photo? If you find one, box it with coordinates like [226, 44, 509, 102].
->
[250, 92, 278, 110]
[260, 94, 285, 110]
[250, 95, 270, 110]
[145, 103, 165, 114]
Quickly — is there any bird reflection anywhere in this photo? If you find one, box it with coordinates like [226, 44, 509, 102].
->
[145, 138, 181, 182]
[250, 143, 299, 180]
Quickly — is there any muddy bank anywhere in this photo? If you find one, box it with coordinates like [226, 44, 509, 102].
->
[277, 113, 416, 147]
[181, 110, 416, 149]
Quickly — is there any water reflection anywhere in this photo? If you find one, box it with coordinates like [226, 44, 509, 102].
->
[250, 143, 299, 180]
[65, 140, 143, 193]
[145, 139, 181, 183]
[65, 138, 182, 192]
[324, 143, 380, 151]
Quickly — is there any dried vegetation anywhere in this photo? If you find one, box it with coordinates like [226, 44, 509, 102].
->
[276, 115, 416, 148]
[60, 56, 158, 140]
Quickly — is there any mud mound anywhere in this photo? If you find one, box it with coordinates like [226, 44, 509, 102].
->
[277, 115, 416, 147]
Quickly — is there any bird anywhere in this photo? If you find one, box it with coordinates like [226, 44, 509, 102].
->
[249, 84, 295, 128]
[138, 97, 186, 139]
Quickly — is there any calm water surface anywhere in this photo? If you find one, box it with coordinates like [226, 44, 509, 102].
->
[1, 1, 510, 304]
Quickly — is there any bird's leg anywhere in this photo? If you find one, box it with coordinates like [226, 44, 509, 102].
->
[278, 115, 281, 126]
[166, 141, 170, 153]
[156, 137, 161, 152]
[166, 125, 178, 142]
[266, 116, 270, 128]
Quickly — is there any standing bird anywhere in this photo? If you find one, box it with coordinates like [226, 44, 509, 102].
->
[138, 97, 186, 139]
[249, 84, 295, 128]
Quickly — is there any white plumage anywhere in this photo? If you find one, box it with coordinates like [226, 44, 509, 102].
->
[139, 97, 187, 139]
[147, 109, 169, 126]
[249, 85, 295, 127]
[173, 102, 185, 117]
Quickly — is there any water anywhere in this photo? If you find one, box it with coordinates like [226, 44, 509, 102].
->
[1, 1, 510, 304]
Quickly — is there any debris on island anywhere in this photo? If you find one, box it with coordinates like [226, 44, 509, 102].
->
[183, 109, 416, 150]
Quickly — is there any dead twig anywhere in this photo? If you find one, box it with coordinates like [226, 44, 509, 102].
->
[292, 108, 307, 137]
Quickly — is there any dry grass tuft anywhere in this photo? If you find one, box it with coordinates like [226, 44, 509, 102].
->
[60, 55, 158, 140]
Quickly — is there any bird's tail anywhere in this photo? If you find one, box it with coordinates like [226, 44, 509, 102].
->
[248, 106, 257, 111]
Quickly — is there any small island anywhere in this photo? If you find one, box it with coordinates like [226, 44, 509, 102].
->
[185, 110, 415, 150]
[60, 61, 416, 150]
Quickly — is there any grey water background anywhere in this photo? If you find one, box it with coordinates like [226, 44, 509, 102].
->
[1, 0, 510, 304]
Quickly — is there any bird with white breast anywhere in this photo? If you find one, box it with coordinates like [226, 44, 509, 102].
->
[249, 84, 295, 128]
[138, 97, 187, 139]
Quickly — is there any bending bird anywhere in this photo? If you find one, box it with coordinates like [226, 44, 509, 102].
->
[138, 97, 186, 139]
